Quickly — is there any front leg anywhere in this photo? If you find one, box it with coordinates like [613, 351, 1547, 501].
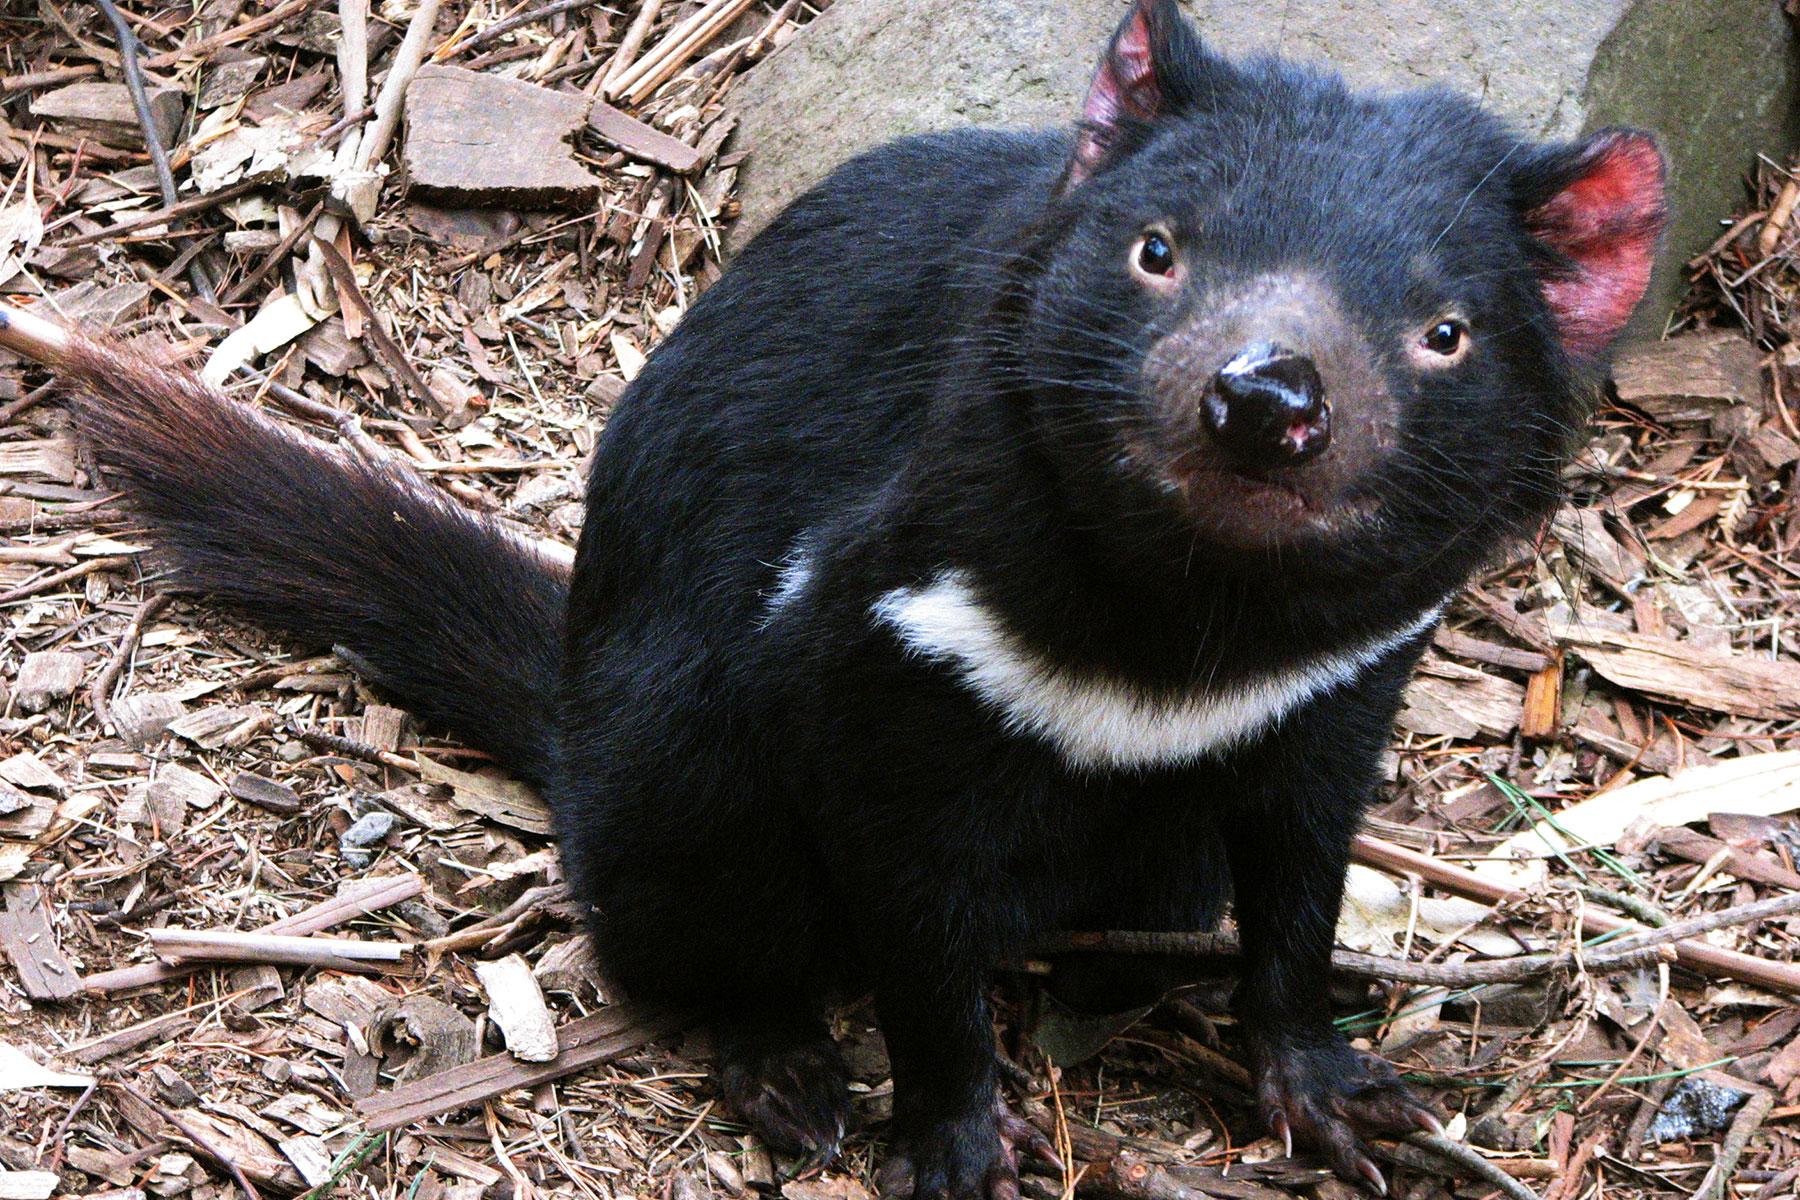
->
[1223, 683, 1442, 1191]
[871, 950, 1059, 1200]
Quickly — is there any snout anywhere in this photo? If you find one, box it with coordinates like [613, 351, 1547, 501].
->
[1135, 273, 1394, 545]
[1200, 343, 1330, 468]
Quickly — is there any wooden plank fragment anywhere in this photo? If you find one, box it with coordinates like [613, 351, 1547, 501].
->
[0, 882, 81, 1002]
[356, 1002, 688, 1131]
[587, 101, 703, 173]
[0, 1171, 58, 1200]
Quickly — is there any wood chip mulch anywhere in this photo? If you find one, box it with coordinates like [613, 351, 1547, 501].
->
[1, 6, 1798, 1200]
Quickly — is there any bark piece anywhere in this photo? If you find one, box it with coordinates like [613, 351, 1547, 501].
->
[474, 954, 559, 1062]
[587, 101, 702, 173]
[1555, 623, 1800, 720]
[1612, 331, 1765, 424]
[111, 692, 189, 747]
[0, 883, 81, 1002]
[403, 66, 601, 209]
[13, 651, 83, 713]
[229, 772, 303, 814]
[30, 82, 183, 148]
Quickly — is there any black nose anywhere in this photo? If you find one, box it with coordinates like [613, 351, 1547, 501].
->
[1200, 343, 1330, 468]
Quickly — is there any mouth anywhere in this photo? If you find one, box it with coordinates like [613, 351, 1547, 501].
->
[1156, 448, 1378, 545]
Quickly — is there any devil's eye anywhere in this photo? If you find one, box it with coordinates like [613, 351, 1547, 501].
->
[1422, 320, 1467, 357]
[1136, 232, 1176, 278]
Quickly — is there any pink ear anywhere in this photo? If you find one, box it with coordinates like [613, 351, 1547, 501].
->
[1525, 131, 1667, 359]
[1069, 0, 1166, 186]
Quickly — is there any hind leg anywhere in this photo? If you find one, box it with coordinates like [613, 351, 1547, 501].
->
[554, 729, 852, 1158]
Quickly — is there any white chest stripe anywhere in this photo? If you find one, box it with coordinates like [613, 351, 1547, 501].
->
[872, 570, 1444, 771]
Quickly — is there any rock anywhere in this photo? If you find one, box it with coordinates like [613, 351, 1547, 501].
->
[1648, 1076, 1751, 1141]
[13, 651, 83, 713]
[727, 0, 1799, 328]
[402, 66, 601, 210]
[30, 81, 184, 149]
[339, 810, 396, 867]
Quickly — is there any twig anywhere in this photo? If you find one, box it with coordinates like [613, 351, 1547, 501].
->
[59, 179, 263, 247]
[146, 928, 412, 970]
[1025, 929, 1674, 987]
[1693, 1090, 1774, 1200]
[291, 720, 418, 773]
[607, 0, 753, 102]
[0, 379, 59, 425]
[0, 64, 100, 95]
[83, 872, 424, 993]
[143, 0, 323, 69]
[1352, 833, 1800, 994]
[0, 556, 134, 604]
[597, 0, 662, 90]
[91, 0, 216, 303]
[356, 1003, 689, 1130]
[90, 591, 172, 733]
[450, 0, 607, 55]
[222, 200, 325, 305]
[110, 1080, 262, 1200]
[308, 237, 442, 412]
[43, 1081, 100, 1174]
[1387, 1135, 1542, 1200]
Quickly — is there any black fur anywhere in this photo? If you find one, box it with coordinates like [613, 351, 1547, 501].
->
[51, 2, 1666, 1194]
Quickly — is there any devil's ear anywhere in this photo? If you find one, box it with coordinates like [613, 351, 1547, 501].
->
[1516, 130, 1668, 360]
[1064, 0, 1219, 190]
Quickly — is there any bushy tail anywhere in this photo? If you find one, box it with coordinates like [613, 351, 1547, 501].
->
[7, 309, 566, 783]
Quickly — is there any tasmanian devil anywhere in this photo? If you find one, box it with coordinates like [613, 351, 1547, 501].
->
[2, 0, 1666, 1193]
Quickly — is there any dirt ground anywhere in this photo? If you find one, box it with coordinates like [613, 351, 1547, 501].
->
[1, 5, 1798, 1200]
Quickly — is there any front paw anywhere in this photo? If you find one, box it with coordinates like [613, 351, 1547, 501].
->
[1245, 1027, 1441, 1194]
[879, 1096, 1062, 1200]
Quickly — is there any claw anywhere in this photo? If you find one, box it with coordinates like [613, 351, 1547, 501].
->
[1353, 1155, 1387, 1197]
[1413, 1108, 1445, 1137]
[1024, 1133, 1063, 1174]
[1270, 1110, 1293, 1160]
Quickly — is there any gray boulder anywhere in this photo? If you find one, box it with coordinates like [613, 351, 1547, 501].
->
[729, 0, 1799, 328]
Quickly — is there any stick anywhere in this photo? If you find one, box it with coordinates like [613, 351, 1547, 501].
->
[146, 928, 412, 970]
[1388, 1135, 1542, 1200]
[110, 1080, 262, 1200]
[355, 1003, 688, 1130]
[1352, 833, 1800, 994]
[451, 0, 607, 54]
[91, 0, 217, 303]
[144, 0, 323, 69]
[1694, 1089, 1774, 1200]
[222, 200, 325, 305]
[597, 0, 662, 91]
[90, 592, 172, 733]
[0, 556, 134, 604]
[59, 179, 263, 247]
[618, 0, 756, 104]
[309, 237, 441, 412]
[1025, 929, 1675, 988]
[83, 872, 423, 993]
